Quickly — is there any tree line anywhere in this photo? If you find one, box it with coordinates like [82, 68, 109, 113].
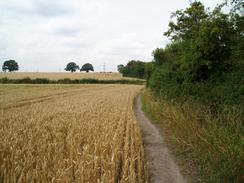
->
[118, 0, 243, 106]
[117, 61, 146, 79]
[116, 1, 243, 182]
[149, 0, 243, 106]
[1, 60, 94, 73]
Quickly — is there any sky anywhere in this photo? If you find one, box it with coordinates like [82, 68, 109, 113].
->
[0, 0, 223, 72]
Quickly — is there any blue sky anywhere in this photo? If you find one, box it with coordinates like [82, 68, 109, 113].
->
[0, 0, 224, 72]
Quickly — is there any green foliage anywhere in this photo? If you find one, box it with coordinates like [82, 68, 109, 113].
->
[148, 0, 244, 86]
[64, 62, 79, 72]
[146, 1, 244, 182]
[149, 68, 244, 107]
[2, 60, 19, 72]
[80, 63, 94, 72]
[117, 64, 125, 73]
[152, 48, 167, 66]
[160, 1, 237, 81]
[194, 13, 234, 79]
[144, 62, 155, 87]
[164, 1, 208, 41]
[0, 77, 145, 85]
[120, 60, 146, 79]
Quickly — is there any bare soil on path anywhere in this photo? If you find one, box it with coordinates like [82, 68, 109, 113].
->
[135, 96, 186, 183]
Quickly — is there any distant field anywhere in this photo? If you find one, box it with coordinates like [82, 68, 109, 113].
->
[0, 72, 142, 80]
[0, 84, 147, 182]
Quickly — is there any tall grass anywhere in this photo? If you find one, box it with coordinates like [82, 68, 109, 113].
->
[142, 90, 243, 183]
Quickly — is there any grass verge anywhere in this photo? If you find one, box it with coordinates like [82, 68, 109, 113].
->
[141, 89, 243, 183]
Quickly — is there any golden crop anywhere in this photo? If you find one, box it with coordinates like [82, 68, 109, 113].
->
[0, 72, 142, 81]
[0, 84, 147, 182]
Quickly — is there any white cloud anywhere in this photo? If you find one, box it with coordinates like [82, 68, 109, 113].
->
[0, 0, 221, 72]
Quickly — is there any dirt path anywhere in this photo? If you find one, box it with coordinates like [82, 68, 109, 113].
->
[135, 96, 185, 183]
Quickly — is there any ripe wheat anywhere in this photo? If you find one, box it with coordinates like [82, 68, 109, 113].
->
[0, 84, 147, 183]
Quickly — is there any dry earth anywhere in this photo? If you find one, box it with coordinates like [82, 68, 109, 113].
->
[135, 96, 185, 183]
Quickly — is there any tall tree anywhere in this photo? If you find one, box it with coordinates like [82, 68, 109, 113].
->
[117, 64, 125, 73]
[64, 62, 79, 72]
[191, 11, 234, 80]
[2, 60, 19, 72]
[152, 48, 167, 66]
[163, 1, 235, 81]
[80, 63, 94, 73]
[164, 1, 208, 41]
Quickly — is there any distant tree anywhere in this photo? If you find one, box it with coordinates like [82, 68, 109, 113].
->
[2, 60, 19, 72]
[122, 60, 146, 79]
[117, 64, 125, 73]
[80, 63, 94, 72]
[65, 62, 79, 72]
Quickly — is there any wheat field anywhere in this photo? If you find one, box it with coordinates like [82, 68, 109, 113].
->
[0, 84, 147, 183]
[0, 72, 141, 81]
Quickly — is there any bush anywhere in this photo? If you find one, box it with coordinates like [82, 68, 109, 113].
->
[0, 77, 145, 85]
[145, 1, 244, 182]
[33, 78, 50, 84]
[19, 77, 32, 84]
[0, 77, 10, 83]
[57, 78, 72, 84]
